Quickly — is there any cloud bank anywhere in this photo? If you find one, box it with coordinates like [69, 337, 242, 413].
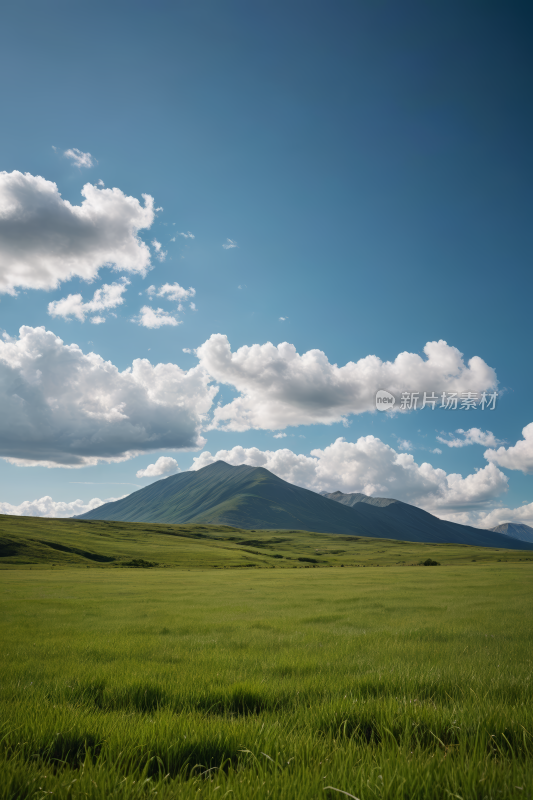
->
[196, 335, 498, 431]
[0, 326, 217, 466]
[0, 171, 155, 294]
[0, 495, 119, 518]
[191, 437, 508, 515]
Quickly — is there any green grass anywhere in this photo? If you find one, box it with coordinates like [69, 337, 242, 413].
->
[1, 564, 532, 799]
[2, 513, 533, 570]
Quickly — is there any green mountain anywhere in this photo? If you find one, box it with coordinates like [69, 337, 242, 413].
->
[76, 461, 532, 550]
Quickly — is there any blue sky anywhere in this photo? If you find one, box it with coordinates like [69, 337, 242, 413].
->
[1, 0, 532, 527]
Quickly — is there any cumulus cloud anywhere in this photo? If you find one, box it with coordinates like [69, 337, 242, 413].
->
[191, 437, 508, 514]
[136, 456, 180, 478]
[437, 501, 533, 530]
[273, 433, 287, 438]
[474, 502, 533, 529]
[151, 239, 167, 262]
[397, 439, 413, 451]
[432, 448, 442, 454]
[222, 238, 238, 249]
[64, 148, 95, 168]
[179, 231, 195, 239]
[484, 423, 533, 474]
[135, 306, 181, 328]
[0, 172, 155, 295]
[0, 494, 122, 518]
[0, 326, 217, 467]
[437, 428, 503, 448]
[48, 278, 130, 323]
[147, 283, 196, 302]
[195, 335, 498, 432]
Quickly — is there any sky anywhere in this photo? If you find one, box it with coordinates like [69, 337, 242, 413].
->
[0, 0, 532, 529]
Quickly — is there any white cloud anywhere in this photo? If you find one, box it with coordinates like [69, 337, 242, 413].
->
[437, 427, 503, 448]
[484, 423, 533, 474]
[279, 317, 288, 321]
[0, 494, 122, 518]
[147, 283, 196, 302]
[182, 348, 192, 354]
[190, 302, 196, 311]
[475, 502, 533, 529]
[273, 433, 287, 439]
[135, 306, 181, 329]
[179, 231, 195, 239]
[97, 179, 105, 186]
[48, 278, 130, 322]
[0, 172, 155, 295]
[136, 456, 180, 478]
[151, 239, 167, 262]
[222, 238, 238, 249]
[397, 439, 412, 451]
[0, 325, 217, 467]
[438, 501, 533, 530]
[195, 335, 498, 432]
[90, 316, 106, 325]
[191, 437, 508, 514]
[432, 448, 442, 454]
[64, 148, 95, 168]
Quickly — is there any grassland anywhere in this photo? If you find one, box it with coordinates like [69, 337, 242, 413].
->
[2, 513, 533, 570]
[1, 560, 532, 799]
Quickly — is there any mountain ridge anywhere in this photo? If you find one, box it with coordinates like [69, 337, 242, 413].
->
[490, 522, 533, 545]
[76, 461, 533, 550]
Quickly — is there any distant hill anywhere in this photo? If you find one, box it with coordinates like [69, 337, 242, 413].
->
[76, 462, 532, 550]
[320, 489, 533, 549]
[490, 522, 533, 545]
[321, 490, 398, 508]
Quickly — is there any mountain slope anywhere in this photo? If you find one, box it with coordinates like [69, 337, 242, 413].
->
[490, 522, 533, 545]
[310, 490, 533, 550]
[76, 462, 376, 533]
[76, 462, 533, 550]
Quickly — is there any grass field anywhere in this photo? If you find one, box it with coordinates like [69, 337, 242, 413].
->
[2, 514, 533, 570]
[1, 562, 532, 799]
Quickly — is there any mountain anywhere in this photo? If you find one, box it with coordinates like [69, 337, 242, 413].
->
[490, 522, 533, 545]
[320, 490, 399, 508]
[76, 461, 533, 550]
[320, 490, 533, 549]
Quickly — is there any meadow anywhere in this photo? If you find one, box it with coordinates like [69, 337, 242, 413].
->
[1, 561, 532, 799]
[2, 513, 532, 570]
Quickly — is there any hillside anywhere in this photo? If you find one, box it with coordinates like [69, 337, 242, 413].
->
[491, 522, 533, 545]
[2, 513, 533, 569]
[75, 462, 533, 550]
[321, 489, 533, 549]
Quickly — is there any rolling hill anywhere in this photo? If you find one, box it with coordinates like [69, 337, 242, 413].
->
[2, 513, 533, 569]
[76, 461, 533, 550]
